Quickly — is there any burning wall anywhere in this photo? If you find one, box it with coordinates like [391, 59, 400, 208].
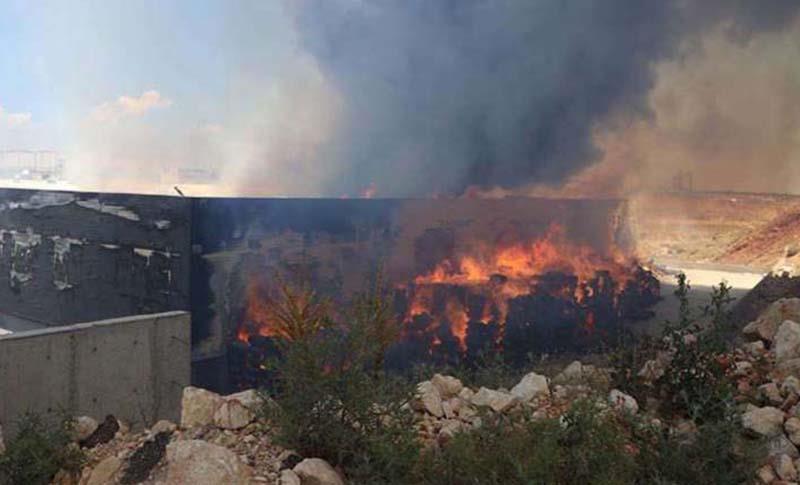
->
[189, 197, 658, 389]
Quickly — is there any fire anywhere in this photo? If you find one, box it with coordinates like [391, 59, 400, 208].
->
[414, 223, 631, 289]
[235, 221, 657, 363]
[400, 223, 638, 351]
[236, 279, 285, 343]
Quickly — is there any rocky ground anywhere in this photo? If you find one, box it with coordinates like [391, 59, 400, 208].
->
[5, 298, 800, 483]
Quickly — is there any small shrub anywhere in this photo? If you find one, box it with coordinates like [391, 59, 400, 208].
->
[634, 419, 763, 485]
[657, 275, 736, 423]
[414, 400, 638, 485]
[0, 412, 84, 485]
[264, 277, 420, 484]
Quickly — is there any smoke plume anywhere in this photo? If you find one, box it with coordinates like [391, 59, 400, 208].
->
[283, 0, 800, 196]
[9, 1, 800, 197]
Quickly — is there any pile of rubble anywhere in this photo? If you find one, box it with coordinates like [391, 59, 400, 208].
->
[410, 362, 639, 445]
[5, 298, 800, 484]
[39, 388, 344, 485]
[733, 298, 800, 483]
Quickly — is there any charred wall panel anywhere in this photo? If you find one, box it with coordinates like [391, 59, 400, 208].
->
[0, 189, 191, 326]
[189, 197, 631, 364]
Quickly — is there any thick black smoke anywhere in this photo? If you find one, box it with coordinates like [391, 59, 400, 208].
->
[288, 0, 800, 196]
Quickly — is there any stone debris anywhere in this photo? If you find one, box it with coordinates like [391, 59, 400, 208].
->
[80, 415, 120, 449]
[213, 398, 254, 430]
[160, 439, 253, 484]
[73, 416, 99, 443]
[775, 320, 800, 363]
[743, 298, 800, 343]
[150, 419, 177, 436]
[510, 371, 550, 403]
[413, 380, 444, 418]
[431, 374, 464, 399]
[84, 455, 123, 485]
[58, 294, 800, 484]
[280, 468, 302, 485]
[742, 406, 785, 437]
[471, 387, 518, 413]
[775, 453, 798, 481]
[293, 457, 345, 485]
[608, 389, 639, 414]
[181, 386, 224, 428]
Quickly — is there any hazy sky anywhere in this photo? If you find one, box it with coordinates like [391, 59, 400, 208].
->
[1, 1, 799, 196]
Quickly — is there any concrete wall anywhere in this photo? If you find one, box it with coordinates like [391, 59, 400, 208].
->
[0, 311, 190, 435]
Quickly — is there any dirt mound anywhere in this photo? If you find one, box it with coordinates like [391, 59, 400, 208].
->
[730, 274, 800, 327]
[720, 209, 800, 267]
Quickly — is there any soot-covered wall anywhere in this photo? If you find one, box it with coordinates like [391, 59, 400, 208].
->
[0, 189, 191, 326]
[189, 197, 631, 365]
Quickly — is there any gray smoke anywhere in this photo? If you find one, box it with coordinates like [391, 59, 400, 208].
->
[284, 0, 800, 196]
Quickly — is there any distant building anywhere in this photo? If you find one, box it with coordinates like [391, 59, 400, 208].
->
[0, 150, 65, 182]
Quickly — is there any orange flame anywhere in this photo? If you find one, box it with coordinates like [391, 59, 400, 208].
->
[401, 223, 637, 352]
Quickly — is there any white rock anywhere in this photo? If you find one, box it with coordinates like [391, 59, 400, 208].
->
[438, 420, 464, 440]
[733, 361, 753, 377]
[458, 387, 475, 401]
[554, 361, 584, 384]
[73, 416, 98, 442]
[742, 406, 786, 437]
[744, 298, 800, 343]
[638, 359, 666, 381]
[447, 397, 463, 415]
[743, 340, 766, 356]
[214, 399, 255, 430]
[164, 440, 253, 484]
[441, 400, 455, 419]
[225, 389, 266, 412]
[510, 372, 550, 402]
[181, 386, 224, 428]
[431, 374, 464, 399]
[760, 382, 784, 405]
[458, 403, 478, 421]
[768, 434, 800, 458]
[785, 376, 800, 396]
[293, 458, 344, 485]
[608, 389, 638, 414]
[471, 387, 518, 413]
[756, 464, 777, 484]
[280, 469, 302, 485]
[776, 453, 798, 481]
[787, 418, 800, 446]
[85, 456, 122, 485]
[151, 419, 177, 435]
[775, 320, 800, 363]
[413, 381, 444, 418]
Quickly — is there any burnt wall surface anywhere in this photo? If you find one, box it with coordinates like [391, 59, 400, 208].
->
[0, 189, 191, 326]
[190, 197, 630, 364]
[0, 189, 630, 392]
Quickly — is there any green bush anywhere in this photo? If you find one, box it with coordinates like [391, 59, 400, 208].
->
[657, 275, 736, 423]
[263, 277, 420, 484]
[0, 412, 84, 485]
[414, 400, 638, 485]
[633, 419, 763, 485]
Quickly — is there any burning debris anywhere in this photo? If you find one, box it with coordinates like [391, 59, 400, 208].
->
[232, 221, 659, 385]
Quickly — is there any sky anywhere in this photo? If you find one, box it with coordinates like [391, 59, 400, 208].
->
[1, 1, 799, 197]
